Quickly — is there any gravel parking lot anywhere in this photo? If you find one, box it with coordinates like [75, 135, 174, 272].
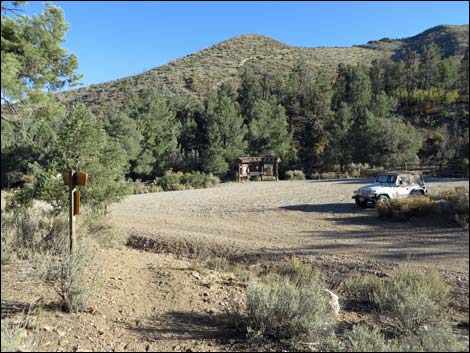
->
[109, 177, 469, 272]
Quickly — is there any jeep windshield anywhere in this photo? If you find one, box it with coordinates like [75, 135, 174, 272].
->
[375, 174, 397, 184]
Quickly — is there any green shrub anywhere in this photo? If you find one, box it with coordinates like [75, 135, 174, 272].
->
[285, 170, 305, 180]
[156, 170, 220, 191]
[432, 187, 469, 227]
[395, 323, 463, 352]
[35, 238, 98, 313]
[245, 267, 334, 342]
[343, 275, 384, 303]
[276, 257, 321, 288]
[372, 267, 450, 334]
[345, 163, 371, 178]
[345, 325, 388, 352]
[205, 256, 230, 272]
[1, 322, 28, 352]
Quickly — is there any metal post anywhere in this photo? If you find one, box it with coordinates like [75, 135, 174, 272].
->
[68, 169, 75, 254]
[276, 162, 279, 181]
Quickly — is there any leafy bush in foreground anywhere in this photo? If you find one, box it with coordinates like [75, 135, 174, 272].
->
[344, 325, 388, 352]
[244, 258, 334, 344]
[35, 238, 98, 313]
[372, 267, 450, 334]
[246, 276, 334, 342]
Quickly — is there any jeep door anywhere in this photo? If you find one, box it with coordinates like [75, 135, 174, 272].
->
[396, 176, 411, 198]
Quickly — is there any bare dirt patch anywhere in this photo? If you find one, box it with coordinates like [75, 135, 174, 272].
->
[110, 178, 469, 273]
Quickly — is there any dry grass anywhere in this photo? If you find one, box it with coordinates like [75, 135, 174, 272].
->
[377, 188, 469, 227]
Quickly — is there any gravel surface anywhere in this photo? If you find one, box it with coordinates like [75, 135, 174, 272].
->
[109, 178, 469, 272]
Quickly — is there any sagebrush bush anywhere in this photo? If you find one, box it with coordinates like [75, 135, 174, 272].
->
[205, 256, 230, 272]
[276, 257, 321, 288]
[376, 197, 435, 219]
[285, 170, 306, 180]
[345, 325, 388, 352]
[372, 267, 450, 334]
[1, 322, 27, 352]
[395, 323, 463, 352]
[245, 261, 334, 342]
[343, 275, 384, 303]
[432, 187, 469, 227]
[35, 238, 98, 313]
[1, 207, 68, 260]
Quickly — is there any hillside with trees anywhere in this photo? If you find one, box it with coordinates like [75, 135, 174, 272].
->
[1, 1, 469, 211]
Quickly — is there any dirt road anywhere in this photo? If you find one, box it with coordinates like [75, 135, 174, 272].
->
[109, 178, 469, 272]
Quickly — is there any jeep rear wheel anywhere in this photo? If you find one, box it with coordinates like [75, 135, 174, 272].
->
[410, 190, 425, 197]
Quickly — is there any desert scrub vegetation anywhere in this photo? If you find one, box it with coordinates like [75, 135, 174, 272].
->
[1, 317, 34, 352]
[340, 267, 462, 352]
[35, 237, 98, 313]
[431, 187, 469, 227]
[372, 267, 450, 334]
[1, 206, 68, 263]
[284, 169, 306, 180]
[126, 178, 162, 194]
[155, 170, 220, 191]
[233, 258, 335, 347]
[1, 202, 99, 313]
[376, 196, 435, 219]
[126, 171, 220, 194]
[377, 187, 469, 227]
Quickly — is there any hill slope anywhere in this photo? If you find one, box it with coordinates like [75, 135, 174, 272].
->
[58, 25, 469, 112]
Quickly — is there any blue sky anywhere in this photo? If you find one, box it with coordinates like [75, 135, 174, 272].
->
[19, 1, 470, 88]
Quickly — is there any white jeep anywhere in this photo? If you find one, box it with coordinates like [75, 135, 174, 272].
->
[352, 172, 428, 207]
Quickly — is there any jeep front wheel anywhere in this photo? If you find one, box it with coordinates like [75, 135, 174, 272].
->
[376, 195, 390, 206]
[355, 198, 367, 208]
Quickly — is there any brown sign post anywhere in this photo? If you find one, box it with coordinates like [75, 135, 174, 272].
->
[63, 169, 88, 253]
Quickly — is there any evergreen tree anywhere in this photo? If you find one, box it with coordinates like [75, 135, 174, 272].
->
[248, 99, 292, 159]
[327, 103, 354, 171]
[102, 102, 143, 172]
[129, 91, 181, 179]
[24, 104, 128, 213]
[402, 48, 419, 94]
[418, 44, 441, 89]
[238, 65, 263, 121]
[367, 115, 423, 168]
[204, 84, 247, 176]
[1, 2, 81, 187]
[458, 51, 469, 98]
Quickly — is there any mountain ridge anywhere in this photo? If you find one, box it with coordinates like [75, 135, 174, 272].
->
[58, 24, 469, 113]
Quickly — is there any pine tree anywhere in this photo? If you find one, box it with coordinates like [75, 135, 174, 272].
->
[102, 102, 143, 172]
[27, 104, 128, 213]
[204, 85, 247, 176]
[1, 2, 81, 187]
[418, 44, 442, 90]
[130, 91, 181, 179]
[248, 99, 292, 159]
